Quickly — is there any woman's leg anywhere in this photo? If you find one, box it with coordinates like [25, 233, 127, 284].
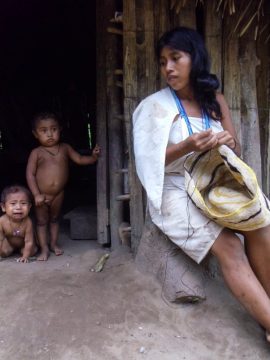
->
[35, 204, 50, 261]
[49, 191, 64, 256]
[211, 228, 270, 340]
[243, 225, 270, 297]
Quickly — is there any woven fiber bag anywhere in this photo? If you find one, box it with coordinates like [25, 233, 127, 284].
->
[184, 145, 270, 231]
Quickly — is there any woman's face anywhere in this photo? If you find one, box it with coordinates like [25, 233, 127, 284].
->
[159, 47, 192, 93]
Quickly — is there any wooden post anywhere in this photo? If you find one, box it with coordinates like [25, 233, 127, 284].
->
[170, 0, 196, 28]
[106, 0, 124, 249]
[204, 0, 222, 83]
[136, 0, 156, 99]
[256, 4, 270, 195]
[239, 35, 262, 184]
[123, 0, 144, 253]
[223, 15, 241, 138]
[154, 0, 169, 39]
[96, 0, 109, 244]
[154, 0, 170, 90]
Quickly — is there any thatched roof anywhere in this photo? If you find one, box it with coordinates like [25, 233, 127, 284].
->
[170, 0, 270, 42]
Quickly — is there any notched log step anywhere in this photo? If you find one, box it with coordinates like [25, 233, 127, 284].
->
[116, 194, 130, 201]
[116, 168, 128, 174]
[107, 27, 123, 35]
[114, 69, 123, 75]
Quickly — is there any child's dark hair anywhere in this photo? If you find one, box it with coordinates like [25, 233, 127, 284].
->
[156, 26, 221, 120]
[1, 185, 32, 204]
[32, 112, 61, 131]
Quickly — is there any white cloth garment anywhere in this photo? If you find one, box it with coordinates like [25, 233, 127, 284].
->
[133, 87, 224, 263]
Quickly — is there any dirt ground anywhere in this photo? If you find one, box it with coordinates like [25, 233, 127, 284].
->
[0, 225, 270, 360]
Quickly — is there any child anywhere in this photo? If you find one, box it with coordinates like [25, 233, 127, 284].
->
[26, 112, 100, 261]
[0, 185, 37, 263]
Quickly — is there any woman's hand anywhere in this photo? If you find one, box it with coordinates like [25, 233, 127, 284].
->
[216, 130, 236, 149]
[166, 129, 218, 166]
[185, 129, 218, 152]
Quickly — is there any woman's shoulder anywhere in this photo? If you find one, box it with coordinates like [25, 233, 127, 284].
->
[133, 87, 176, 120]
[139, 87, 172, 105]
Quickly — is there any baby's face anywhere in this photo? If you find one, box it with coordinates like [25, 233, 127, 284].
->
[1, 192, 31, 222]
[33, 118, 61, 147]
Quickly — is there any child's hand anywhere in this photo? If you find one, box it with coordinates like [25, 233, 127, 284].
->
[17, 256, 29, 263]
[92, 144, 101, 160]
[35, 194, 46, 207]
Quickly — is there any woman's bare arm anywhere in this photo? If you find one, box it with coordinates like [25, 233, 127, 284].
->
[165, 128, 218, 166]
[216, 93, 241, 156]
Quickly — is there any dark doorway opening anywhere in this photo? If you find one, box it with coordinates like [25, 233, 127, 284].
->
[0, 0, 97, 213]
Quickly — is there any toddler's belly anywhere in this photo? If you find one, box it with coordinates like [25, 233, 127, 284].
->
[36, 170, 68, 196]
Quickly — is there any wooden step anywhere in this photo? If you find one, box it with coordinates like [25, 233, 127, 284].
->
[114, 69, 123, 75]
[107, 27, 123, 35]
[114, 114, 124, 120]
[116, 194, 130, 201]
[115, 81, 123, 88]
[116, 168, 128, 174]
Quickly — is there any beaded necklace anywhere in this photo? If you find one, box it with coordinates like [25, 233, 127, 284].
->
[170, 88, 210, 135]
[9, 217, 25, 237]
[41, 143, 60, 156]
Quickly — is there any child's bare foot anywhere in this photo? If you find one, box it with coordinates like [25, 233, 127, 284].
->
[50, 245, 64, 256]
[266, 331, 270, 343]
[37, 250, 50, 261]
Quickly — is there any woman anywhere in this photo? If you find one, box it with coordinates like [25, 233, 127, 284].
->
[133, 27, 270, 342]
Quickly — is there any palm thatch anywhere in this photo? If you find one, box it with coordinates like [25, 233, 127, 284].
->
[170, 0, 270, 42]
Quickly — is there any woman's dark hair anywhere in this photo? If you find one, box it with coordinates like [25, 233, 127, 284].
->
[32, 112, 61, 131]
[157, 27, 221, 120]
[1, 184, 32, 204]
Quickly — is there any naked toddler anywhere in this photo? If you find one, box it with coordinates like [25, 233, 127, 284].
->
[0, 185, 37, 263]
[26, 112, 100, 261]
